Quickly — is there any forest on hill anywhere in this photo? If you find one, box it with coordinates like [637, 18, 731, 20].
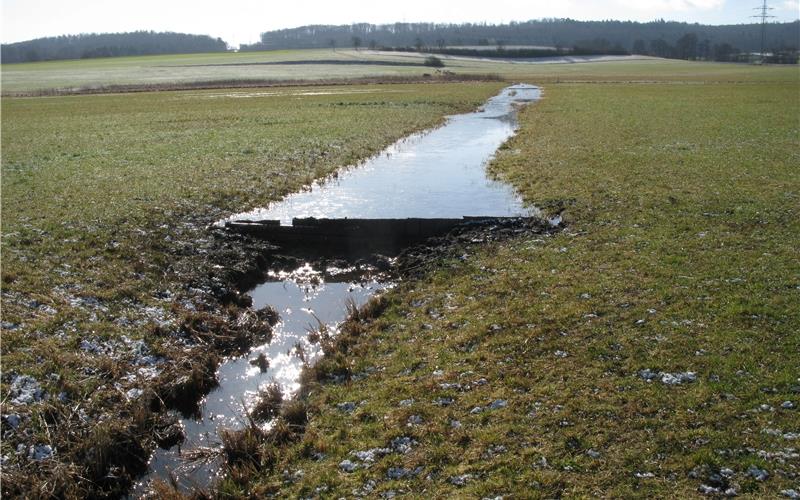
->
[241, 19, 800, 62]
[2, 20, 797, 64]
[1, 31, 228, 63]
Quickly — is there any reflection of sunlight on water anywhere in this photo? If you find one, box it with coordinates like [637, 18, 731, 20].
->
[218, 85, 541, 227]
[132, 89, 544, 500]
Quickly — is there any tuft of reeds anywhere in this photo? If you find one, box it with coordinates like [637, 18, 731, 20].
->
[249, 384, 283, 422]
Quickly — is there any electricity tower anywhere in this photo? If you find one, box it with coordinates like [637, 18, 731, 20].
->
[751, 0, 775, 63]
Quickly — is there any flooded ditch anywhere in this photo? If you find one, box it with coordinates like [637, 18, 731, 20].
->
[132, 84, 544, 496]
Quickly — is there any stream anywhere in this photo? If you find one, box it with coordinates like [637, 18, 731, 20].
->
[132, 84, 540, 496]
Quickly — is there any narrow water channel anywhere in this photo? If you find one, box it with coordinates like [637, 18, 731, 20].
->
[133, 84, 540, 496]
[222, 84, 540, 225]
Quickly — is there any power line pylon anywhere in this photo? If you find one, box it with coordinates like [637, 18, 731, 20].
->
[751, 0, 775, 63]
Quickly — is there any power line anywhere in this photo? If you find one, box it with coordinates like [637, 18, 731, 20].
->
[751, 0, 775, 62]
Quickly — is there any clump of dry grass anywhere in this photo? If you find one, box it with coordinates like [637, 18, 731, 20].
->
[279, 399, 309, 429]
[220, 425, 271, 468]
[250, 384, 283, 422]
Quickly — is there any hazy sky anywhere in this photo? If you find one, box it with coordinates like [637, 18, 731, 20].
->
[2, 0, 798, 47]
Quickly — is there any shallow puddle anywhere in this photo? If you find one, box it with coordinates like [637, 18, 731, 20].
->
[222, 84, 541, 225]
[134, 84, 540, 496]
[131, 265, 387, 494]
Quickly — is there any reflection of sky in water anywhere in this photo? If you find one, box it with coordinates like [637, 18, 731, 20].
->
[132, 267, 386, 495]
[135, 85, 541, 495]
[221, 85, 541, 226]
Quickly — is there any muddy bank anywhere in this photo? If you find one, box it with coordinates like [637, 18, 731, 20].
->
[135, 215, 560, 497]
[0, 210, 287, 498]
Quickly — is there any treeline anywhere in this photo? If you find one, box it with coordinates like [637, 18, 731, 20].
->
[630, 33, 798, 63]
[381, 46, 631, 58]
[1, 31, 228, 63]
[242, 19, 800, 60]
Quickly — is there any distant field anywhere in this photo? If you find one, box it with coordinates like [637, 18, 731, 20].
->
[3, 48, 797, 92]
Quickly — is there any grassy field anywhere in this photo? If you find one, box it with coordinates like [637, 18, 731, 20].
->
[1, 52, 799, 497]
[0, 82, 504, 496]
[0, 50, 437, 92]
[3, 49, 798, 93]
[207, 72, 800, 497]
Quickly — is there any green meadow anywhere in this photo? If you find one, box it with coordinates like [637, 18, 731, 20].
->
[1, 51, 798, 497]
[244, 79, 799, 498]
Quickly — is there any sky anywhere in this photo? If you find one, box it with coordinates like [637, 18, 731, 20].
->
[2, 0, 798, 47]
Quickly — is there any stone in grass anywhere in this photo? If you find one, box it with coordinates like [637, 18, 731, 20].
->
[660, 372, 697, 385]
[10, 376, 44, 405]
[586, 449, 601, 459]
[639, 369, 697, 385]
[353, 479, 377, 496]
[391, 436, 417, 454]
[449, 474, 473, 486]
[639, 369, 660, 381]
[781, 489, 800, 499]
[337, 402, 357, 413]
[126, 388, 144, 400]
[699, 484, 738, 497]
[699, 484, 721, 495]
[353, 448, 392, 463]
[407, 415, 423, 426]
[434, 397, 454, 407]
[388, 467, 411, 480]
[28, 444, 54, 461]
[387, 466, 423, 480]
[781, 401, 796, 409]
[488, 399, 508, 410]
[3, 414, 22, 429]
[747, 465, 769, 481]
[339, 459, 359, 473]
